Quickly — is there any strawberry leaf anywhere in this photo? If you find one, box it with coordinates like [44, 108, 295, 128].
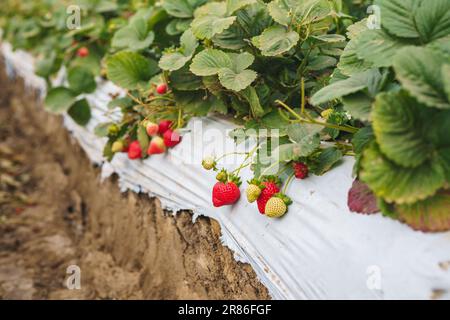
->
[394, 47, 449, 110]
[360, 143, 446, 205]
[395, 191, 450, 233]
[67, 99, 91, 126]
[44, 87, 77, 114]
[252, 25, 299, 57]
[347, 179, 379, 214]
[159, 29, 198, 71]
[372, 90, 434, 168]
[106, 51, 159, 90]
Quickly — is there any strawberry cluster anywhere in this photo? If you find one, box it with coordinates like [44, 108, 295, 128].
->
[246, 176, 292, 218]
[111, 118, 182, 160]
[201, 153, 299, 218]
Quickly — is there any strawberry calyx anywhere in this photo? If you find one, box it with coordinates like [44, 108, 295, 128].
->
[247, 178, 265, 190]
[228, 174, 242, 188]
[261, 175, 281, 187]
[273, 193, 293, 206]
[215, 169, 228, 183]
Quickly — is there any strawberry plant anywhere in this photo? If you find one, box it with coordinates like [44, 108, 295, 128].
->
[310, 0, 450, 231]
[0, 0, 145, 125]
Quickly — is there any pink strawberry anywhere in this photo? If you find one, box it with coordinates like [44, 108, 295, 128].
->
[145, 121, 159, 136]
[257, 181, 280, 214]
[212, 182, 241, 207]
[293, 162, 308, 179]
[77, 47, 89, 58]
[156, 83, 168, 94]
[163, 129, 181, 148]
[128, 141, 142, 160]
[158, 120, 172, 134]
[147, 136, 166, 155]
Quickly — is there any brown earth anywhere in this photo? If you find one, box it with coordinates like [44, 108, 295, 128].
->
[0, 58, 269, 300]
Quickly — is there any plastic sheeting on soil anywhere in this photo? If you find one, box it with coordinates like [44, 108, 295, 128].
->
[2, 42, 450, 300]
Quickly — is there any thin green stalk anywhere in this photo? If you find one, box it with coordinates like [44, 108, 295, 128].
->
[276, 100, 359, 134]
[282, 173, 295, 194]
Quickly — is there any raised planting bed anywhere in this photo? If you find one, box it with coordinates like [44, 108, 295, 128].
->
[3, 42, 450, 299]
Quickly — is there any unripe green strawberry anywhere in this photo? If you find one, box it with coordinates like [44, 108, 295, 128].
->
[216, 169, 228, 183]
[246, 184, 261, 203]
[265, 197, 287, 218]
[112, 140, 124, 153]
[108, 124, 119, 135]
[202, 156, 216, 170]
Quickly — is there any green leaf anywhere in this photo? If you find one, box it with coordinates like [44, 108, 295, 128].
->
[271, 143, 296, 162]
[190, 49, 233, 76]
[67, 99, 91, 126]
[137, 124, 149, 153]
[342, 92, 373, 122]
[312, 34, 346, 43]
[174, 91, 222, 116]
[169, 67, 203, 91]
[360, 143, 446, 205]
[218, 69, 257, 92]
[352, 126, 375, 154]
[267, 0, 328, 26]
[346, 19, 369, 40]
[314, 147, 343, 175]
[252, 25, 299, 56]
[106, 51, 159, 90]
[67, 66, 96, 94]
[338, 39, 372, 76]
[35, 52, 60, 78]
[212, 23, 246, 50]
[375, 0, 421, 39]
[44, 87, 77, 114]
[444, 65, 450, 102]
[191, 2, 236, 39]
[159, 29, 198, 71]
[394, 47, 449, 109]
[356, 29, 408, 68]
[414, 0, 450, 42]
[307, 56, 337, 71]
[94, 122, 113, 137]
[373, 91, 433, 168]
[162, 0, 195, 18]
[107, 97, 133, 110]
[226, 0, 256, 15]
[241, 87, 264, 117]
[395, 191, 450, 232]
[111, 18, 155, 51]
[286, 123, 321, 157]
[311, 70, 374, 105]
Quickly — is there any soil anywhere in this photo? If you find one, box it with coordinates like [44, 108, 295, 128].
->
[0, 58, 269, 300]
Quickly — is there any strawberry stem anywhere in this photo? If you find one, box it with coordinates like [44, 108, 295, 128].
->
[276, 100, 358, 134]
[282, 173, 295, 194]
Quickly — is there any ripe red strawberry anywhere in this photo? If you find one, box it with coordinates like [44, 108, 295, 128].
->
[158, 120, 172, 134]
[77, 46, 89, 58]
[128, 140, 142, 160]
[257, 181, 280, 214]
[156, 83, 168, 94]
[145, 121, 159, 136]
[293, 162, 308, 179]
[212, 182, 241, 207]
[163, 129, 181, 148]
[147, 136, 166, 155]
